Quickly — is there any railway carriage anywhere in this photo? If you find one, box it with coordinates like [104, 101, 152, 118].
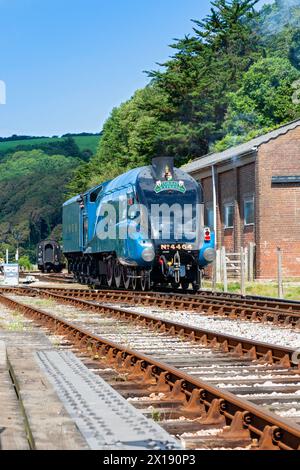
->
[37, 240, 65, 273]
[63, 157, 215, 290]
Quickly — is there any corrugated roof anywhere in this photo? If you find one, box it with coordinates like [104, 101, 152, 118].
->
[182, 119, 300, 174]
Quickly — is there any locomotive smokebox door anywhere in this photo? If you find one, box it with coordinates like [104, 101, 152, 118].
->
[151, 157, 175, 181]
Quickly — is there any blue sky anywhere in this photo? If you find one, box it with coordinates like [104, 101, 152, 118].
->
[0, 0, 269, 137]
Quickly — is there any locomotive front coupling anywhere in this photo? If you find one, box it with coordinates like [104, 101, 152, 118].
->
[159, 251, 185, 282]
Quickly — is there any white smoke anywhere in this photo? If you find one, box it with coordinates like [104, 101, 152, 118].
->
[260, 0, 300, 35]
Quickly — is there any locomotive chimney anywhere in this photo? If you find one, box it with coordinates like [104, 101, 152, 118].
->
[151, 157, 175, 181]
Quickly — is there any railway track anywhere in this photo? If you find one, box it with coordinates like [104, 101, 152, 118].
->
[20, 272, 75, 284]
[20, 271, 300, 311]
[1, 285, 300, 369]
[194, 289, 300, 310]
[6, 286, 297, 365]
[9, 285, 300, 329]
[0, 289, 300, 450]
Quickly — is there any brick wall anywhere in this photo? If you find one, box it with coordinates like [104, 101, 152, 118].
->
[256, 128, 300, 278]
[195, 129, 300, 279]
[202, 176, 213, 208]
[201, 164, 255, 252]
[238, 164, 255, 248]
[218, 170, 236, 252]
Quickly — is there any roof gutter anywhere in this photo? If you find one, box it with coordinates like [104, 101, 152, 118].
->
[188, 147, 258, 176]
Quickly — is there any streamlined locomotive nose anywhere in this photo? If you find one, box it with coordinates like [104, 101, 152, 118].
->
[63, 159, 215, 290]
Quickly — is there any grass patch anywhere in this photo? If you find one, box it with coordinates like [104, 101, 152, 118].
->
[0, 137, 61, 152]
[7, 317, 25, 331]
[151, 409, 161, 422]
[284, 286, 300, 300]
[11, 310, 21, 316]
[51, 338, 62, 348]
[202, 281, 300, 300]
[32, 298, 55, 308]
[111, 376, 127, 383]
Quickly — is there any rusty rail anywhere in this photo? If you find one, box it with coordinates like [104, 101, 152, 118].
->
[3, 286, 298, 367]
[195, 290, 300, 311]
[5, 285, 300, 329]
[39, 288, 300, 366]
[0, 291, 300, 450]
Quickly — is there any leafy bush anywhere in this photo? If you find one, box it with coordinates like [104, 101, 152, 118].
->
[19, 255, 32, 271]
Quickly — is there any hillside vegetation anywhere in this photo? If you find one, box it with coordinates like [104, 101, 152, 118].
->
[0, 150, 81, 261]
[0, 135, 100, 261]
[0, 134, 101, 158]
[69, 0, 300, 195]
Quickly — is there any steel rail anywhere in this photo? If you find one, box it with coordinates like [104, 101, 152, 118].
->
[195, 290, 300, 309]
[190, 292, 300, 315]
[5, 286, 297, 366]
[7, 285, 300, 329]
[19, 272, 74, 284]
[19, 270, 300, 311]
[39, 286, 300, 315]
[0, 292, 299, 450]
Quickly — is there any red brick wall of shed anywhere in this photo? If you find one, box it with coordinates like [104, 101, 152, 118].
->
[218, 170, 236, 252]
[238, 163, 255, 248]
[201, 165, 255, 252]
[202, 176, 213, 213]
[256, 129, 300, 279]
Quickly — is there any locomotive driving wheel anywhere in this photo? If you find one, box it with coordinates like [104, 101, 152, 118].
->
[141, 271, 151, 291]
[98, 274, 104, 287]
[172, 282, 180, 290]
[132, 269, 139, 290]
[192, 282, 200, 292]
[114, 262, 122, 288]
[107, 258, 114, 287]
[122, 267, 131, 289]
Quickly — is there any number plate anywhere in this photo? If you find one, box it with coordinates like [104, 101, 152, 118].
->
[160, 244, 193, 251]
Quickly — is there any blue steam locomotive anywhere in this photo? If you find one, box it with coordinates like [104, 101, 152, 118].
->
[62, 157, 215, 290]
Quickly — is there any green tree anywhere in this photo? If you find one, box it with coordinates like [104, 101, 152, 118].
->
[214, 57, 300, 149]
[0, 150, 81, 260]
[257, 0, 300, 65]
[148, 0, 262, 155]
[68, 85, 173, 194]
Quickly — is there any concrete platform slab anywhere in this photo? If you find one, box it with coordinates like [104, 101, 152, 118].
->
[0, 331, 88, 450]
[37, 350, 181, 451]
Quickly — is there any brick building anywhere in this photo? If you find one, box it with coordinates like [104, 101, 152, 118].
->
[183, 120, 300, 279]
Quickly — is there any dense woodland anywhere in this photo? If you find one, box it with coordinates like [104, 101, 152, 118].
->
[0, 138, 96, 263]
[1, 0, 300, 264]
